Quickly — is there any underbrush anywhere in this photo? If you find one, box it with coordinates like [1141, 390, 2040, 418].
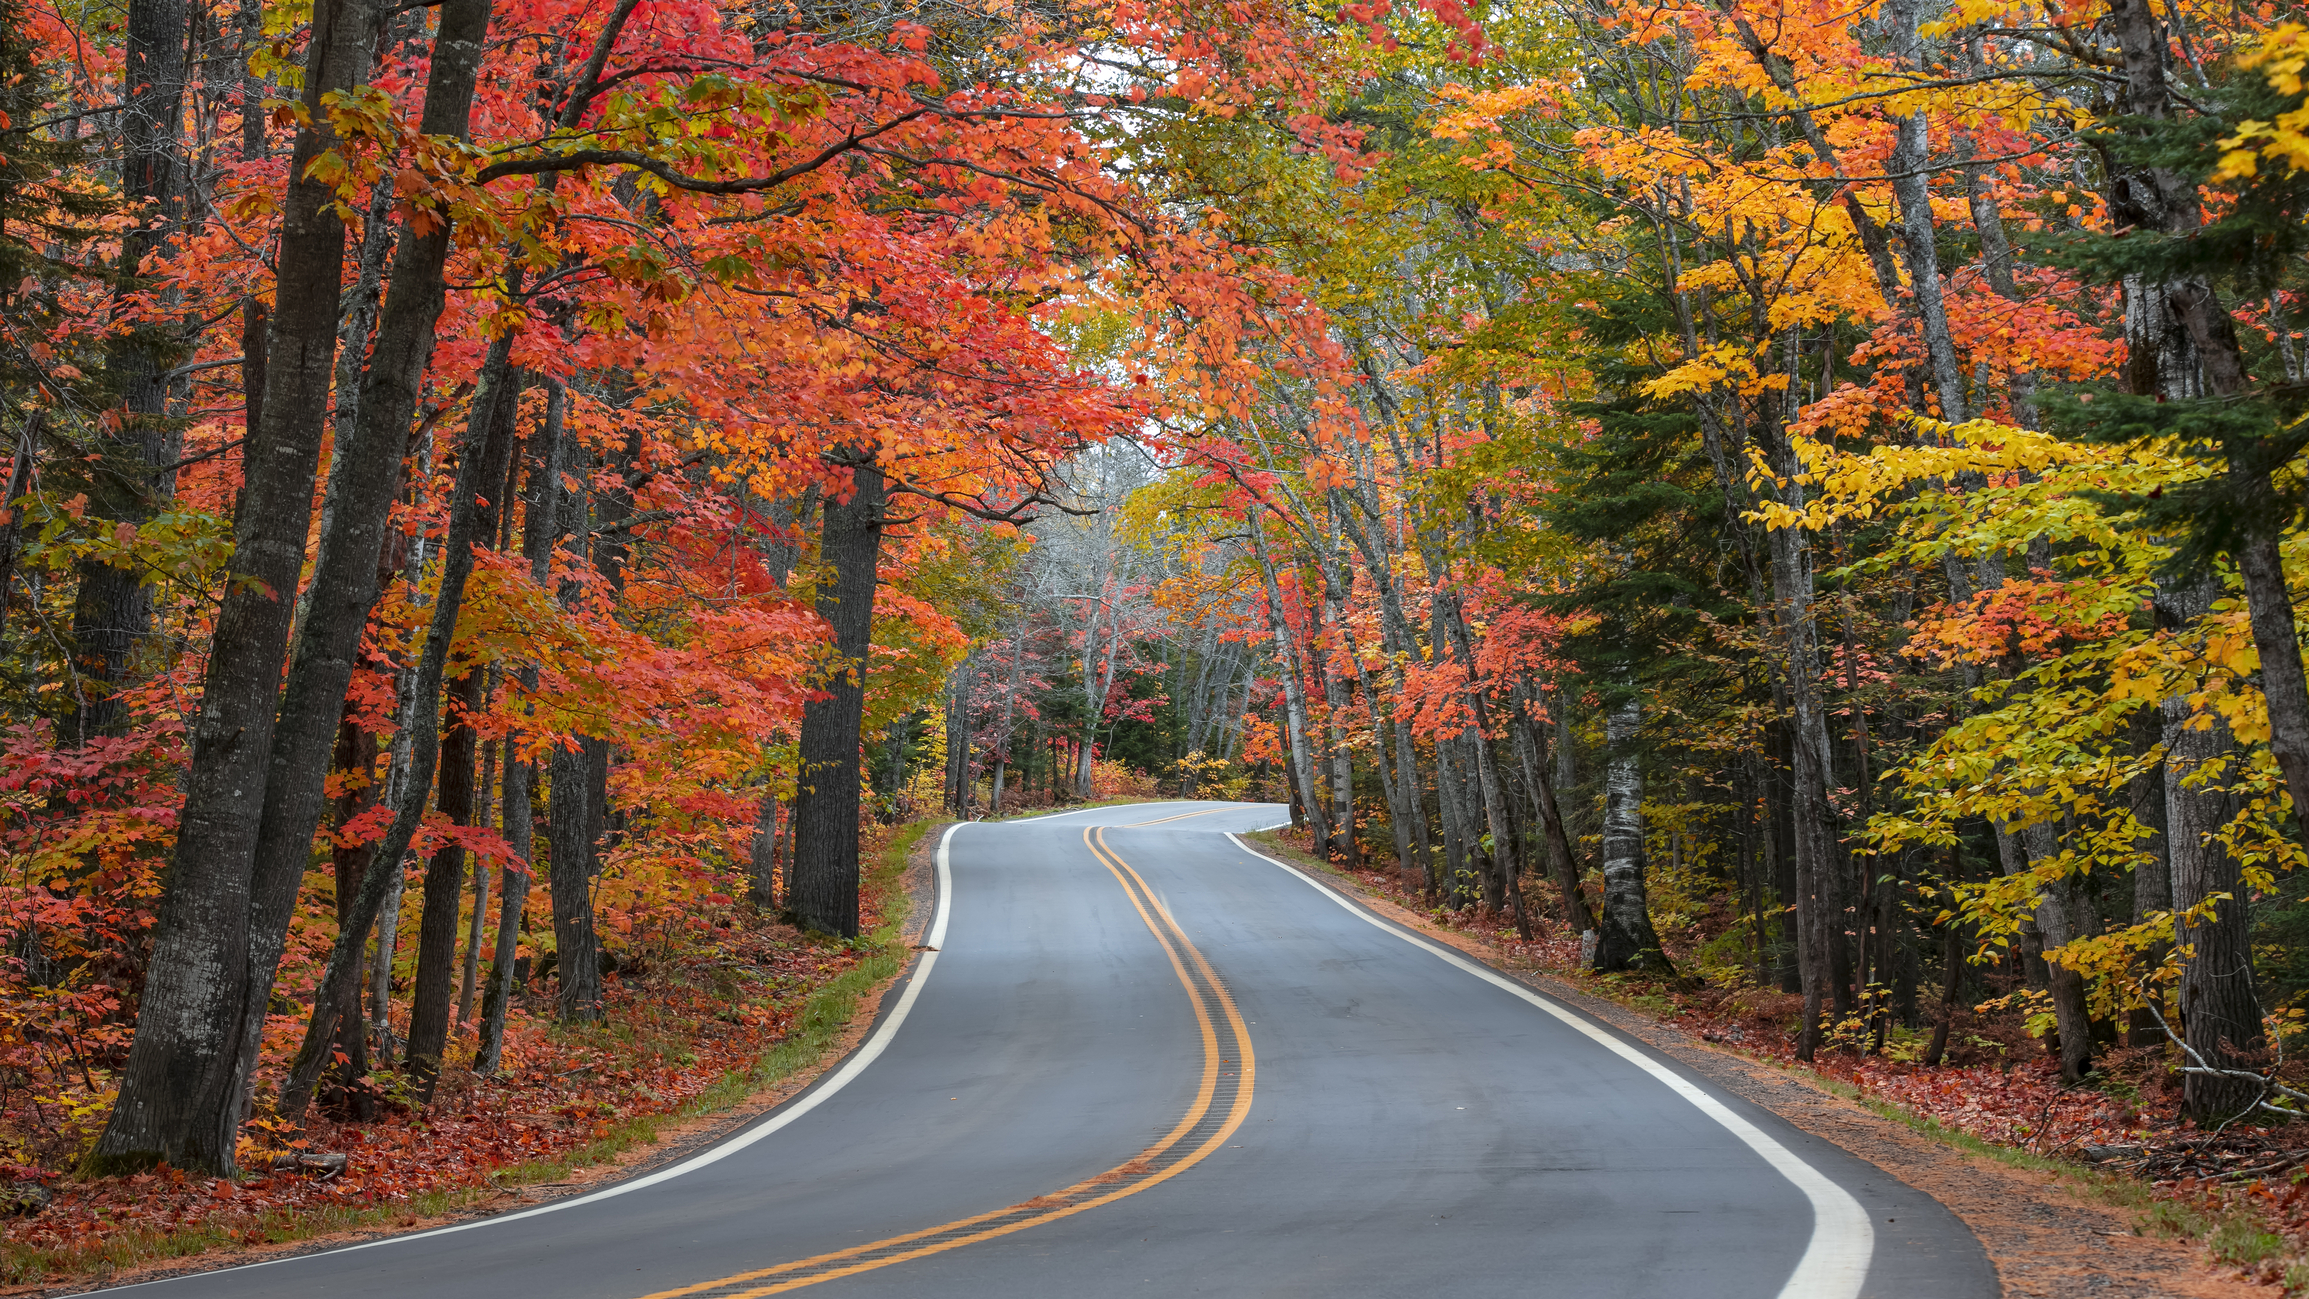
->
[0, 819, 933, 1288]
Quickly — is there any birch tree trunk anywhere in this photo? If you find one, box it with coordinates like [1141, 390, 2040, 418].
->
[1593, 699, 1671, 972]
[1249, 511, 1328, 850]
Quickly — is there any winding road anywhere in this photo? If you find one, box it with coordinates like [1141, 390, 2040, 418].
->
[100, 800, 1994, 1298]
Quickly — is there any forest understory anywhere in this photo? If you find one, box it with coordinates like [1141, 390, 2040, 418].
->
[0, 821, 928, 1294]
[1244, 827, 2309, 1295]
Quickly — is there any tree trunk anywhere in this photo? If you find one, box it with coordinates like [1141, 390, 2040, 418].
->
[1883, 0, 1967, 428]
[404, 659, 483, 1092]
[320, 709, 377, 1119]
[2161, 586, 2265, 1121]
[476, 758, 532, 1076]
[2022, 817, 2095, 1082]
[275, 322, 522, 1120]
[1248, 512, 1327, 850]
[405, 372, 518, 1089]
[458, 737, 493, 1030]
[479, 379, 567, 1075]
[2103, 0, 2309, 830]
[85, 0, 380, 1178]
[1513, 688, 1594, 933]
[748, 791, 780, 909]
[1593, 699, 1672, 973]
[548, 740, 604, 1019]
[65, 0, 187, 745]
[1315, 616, 1358, 870]
[787, 460, 885, 938]
[2127, 710, 2172, 1045]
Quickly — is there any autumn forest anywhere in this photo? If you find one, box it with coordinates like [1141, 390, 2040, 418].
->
[2, 0, 2308, 1276]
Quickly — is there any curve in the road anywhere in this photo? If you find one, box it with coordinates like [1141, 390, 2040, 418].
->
[85, 800, 1990, 1299]
[1224, 832, 1874, 1299]
[634, 825, 1257, 1298]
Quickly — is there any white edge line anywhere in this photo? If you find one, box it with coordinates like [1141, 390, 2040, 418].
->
[97, 825, 965, 1295]
[1223, 832, 1873, 1299]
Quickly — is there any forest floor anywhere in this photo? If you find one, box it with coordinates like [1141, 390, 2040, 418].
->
[1243, 826, 2309, 1298]
[0, 819, 943, 1295]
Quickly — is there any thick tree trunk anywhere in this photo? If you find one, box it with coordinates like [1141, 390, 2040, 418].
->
[234, 0, 499, 1127]
[2234, 533, 2309, 828]
[787, 461, 885, 938]
[86, 0, 379, 1177]
[1593, 699, 1672, 973]
[2103, 0, 2309, 830]
[2159, 585, 2265, 1120]
[548, 740, 604, 1019]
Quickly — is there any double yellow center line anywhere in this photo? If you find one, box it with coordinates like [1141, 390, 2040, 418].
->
[632, 825, 1255, 1298]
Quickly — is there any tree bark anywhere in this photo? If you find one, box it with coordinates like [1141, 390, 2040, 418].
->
[232, 0, 499, 1129]
[1593, 699, 1672, 972]
[458, 736, 494, 1030]
[1248, 511, 1328, 851]
[2104, 0, 2309, 830]
[1883, 0, 1967, 428]
[320, 709, 377, 1119]
[86, 0, 379, 1177]
[409, 665, 479, 1076]
[2022, 816, 2096, 1082]
[405, 371, 518, 1089]
[2127, 709, 2172, 1045]
[65, 0, 187, 745]
[2159, 584, 2265, 1121]
[479, 378, 567, 1075]
[1512, 685, 1594, 933]
[787, 460, 885, 938]
[548, 738, 604, 1019]
[276, 331, 523, 1120]
[748, 791, 780, 909]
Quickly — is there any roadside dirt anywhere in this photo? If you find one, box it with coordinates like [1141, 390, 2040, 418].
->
[1323, 867, 2261, 1299]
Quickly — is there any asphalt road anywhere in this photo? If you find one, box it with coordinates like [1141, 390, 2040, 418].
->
[101, 800, 1994, 1299]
